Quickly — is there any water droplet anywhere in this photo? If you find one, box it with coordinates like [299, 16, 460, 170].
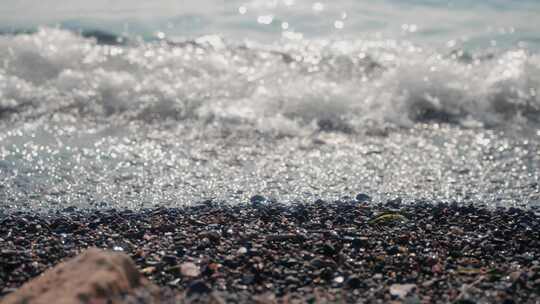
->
[154, 31, 165, 40]
[312, 2, 324, 12]
[257, 15, 274, 25]
[283, 0, 295, 6]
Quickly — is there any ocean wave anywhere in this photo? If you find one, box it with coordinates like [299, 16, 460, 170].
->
[0, 28, 539, 134]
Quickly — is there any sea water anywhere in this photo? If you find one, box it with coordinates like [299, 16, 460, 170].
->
[0, 0, 539, 211]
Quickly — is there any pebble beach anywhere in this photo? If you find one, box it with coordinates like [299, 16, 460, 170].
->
[2, 199, 539, 303]
[2, 1, 540, 303]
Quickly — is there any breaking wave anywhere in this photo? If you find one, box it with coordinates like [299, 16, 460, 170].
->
[1, 28, 539, 134]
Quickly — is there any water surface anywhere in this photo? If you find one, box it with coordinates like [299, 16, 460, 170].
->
[0, 0, 539, 210]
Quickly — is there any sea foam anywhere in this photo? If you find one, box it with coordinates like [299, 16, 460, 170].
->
[1, 28, 539, 135]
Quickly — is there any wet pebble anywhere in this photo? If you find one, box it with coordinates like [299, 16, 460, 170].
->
[180, 262, 200, 277]
[355, 193, 371, 202]
[0, 201, 538, 303]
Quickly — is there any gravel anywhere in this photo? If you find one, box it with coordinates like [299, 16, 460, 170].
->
[1, 199, 539, 303]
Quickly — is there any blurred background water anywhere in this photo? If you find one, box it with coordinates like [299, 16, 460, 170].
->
[0, 0, 539, 211]
[1, 0, 539, 49]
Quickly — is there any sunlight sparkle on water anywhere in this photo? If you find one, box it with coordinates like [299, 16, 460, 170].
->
[0, 7, 540, 210]
[312, 2, 324, 12]
[257, 15, 274, 25]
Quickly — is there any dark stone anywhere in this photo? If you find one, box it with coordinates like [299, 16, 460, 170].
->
[316, 118, 353, 133]
[186, 281, 212, 297]
[386, 245, 400, 255]
[319, 243, 337, 256]
[320, 268, 334, 280]
[241, 274, 255, 285]
[387, 197, 403, 208]
[62, 206, 77, 213]
[250, 195, 267, 205]
[351, 237, 368, 248]
[453, 300, 476, 304]
[81, 30, 126, 45]
[346, 276, 364, 289]
[199, 231, 221, 242]
[161, 255, 177, 265]
[355, 193, 371, 202]
[175, 247, 186, 257]
[223, 257, 239, 269]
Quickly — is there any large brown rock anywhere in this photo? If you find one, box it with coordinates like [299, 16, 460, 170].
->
[0, 248, 160, 304]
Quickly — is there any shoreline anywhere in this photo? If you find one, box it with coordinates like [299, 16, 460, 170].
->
[1, 200, 539, 303]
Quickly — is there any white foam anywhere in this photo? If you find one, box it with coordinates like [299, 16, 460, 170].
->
[1, 28, 539, 134]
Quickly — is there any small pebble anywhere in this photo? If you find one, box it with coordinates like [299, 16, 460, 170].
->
[390, 283, 416, 299]
[180, 262, 200, 277]
[355, 193, 371, 202]
[334, 276, 344, 283]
